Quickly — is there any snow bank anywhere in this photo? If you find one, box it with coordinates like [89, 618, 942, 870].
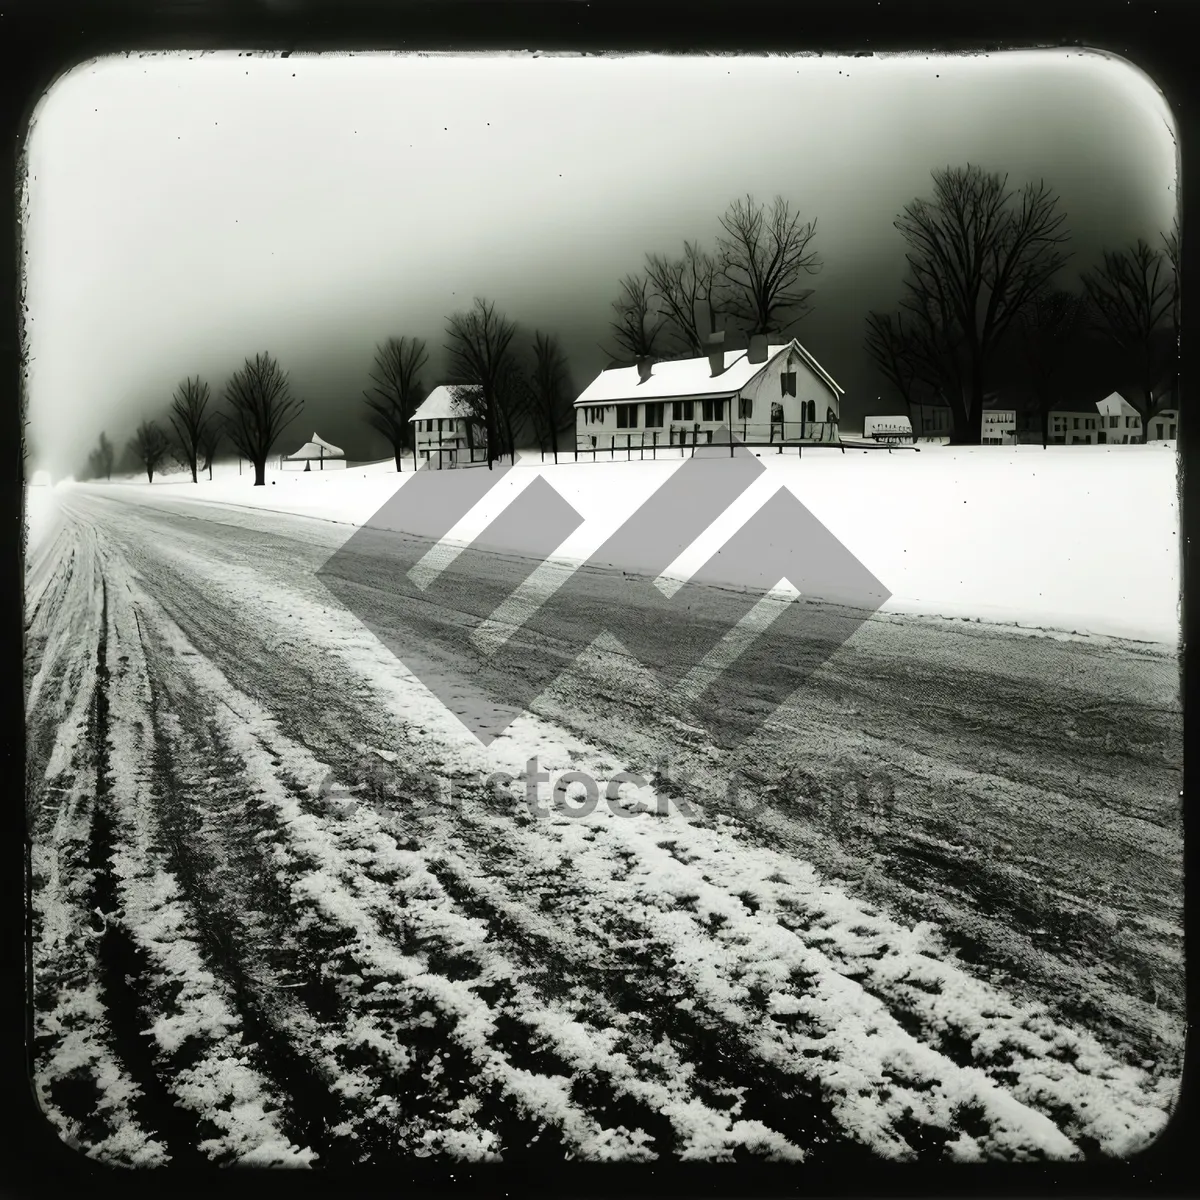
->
[77, 444, 1180, 644]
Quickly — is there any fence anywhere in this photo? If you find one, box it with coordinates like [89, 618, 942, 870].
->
[571, 421, 917, 461]
[410, 442, 491, 471]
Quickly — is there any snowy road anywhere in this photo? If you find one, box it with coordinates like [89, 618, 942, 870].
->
[26, 483, 1183, 1165]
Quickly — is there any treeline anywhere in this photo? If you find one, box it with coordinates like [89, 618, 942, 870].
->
[82, 174, 1179, 472]
[864, 164, 1179, 444]
[83, 300, 581, 483]
[84, 354, 301, 486]
[363, 309, 575, 473]
[604, 193, 821, 361]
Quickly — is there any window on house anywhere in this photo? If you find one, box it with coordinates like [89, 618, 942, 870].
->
[827, 407, 837, 424]
[1126, 415, 1134, 427]
[1170, 424, 1177, 438]
[1157, 424, 1164, 438]
[701, 398, 724, 422]
[738, 397, 753, 421]
[644, 402, 664, 428]
[1110, 415, 1119, 428]
[1073, 418, 1080, 429]
[616, 403, 638, 429]
[780, 371, 797, 397]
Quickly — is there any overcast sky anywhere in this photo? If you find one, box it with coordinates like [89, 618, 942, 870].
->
[23, 49, 1178, 473]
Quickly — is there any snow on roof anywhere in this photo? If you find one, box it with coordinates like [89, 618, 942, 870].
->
[1095, 391, 1141, 415]
[574, 339, 843, 406]
[286, 432, 344, 459]
[410, 384, 481, 422]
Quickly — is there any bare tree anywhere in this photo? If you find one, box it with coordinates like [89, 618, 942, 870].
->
[1017, 288, 1084, 446]
[445, 298, 520, 470]
[865, 293, 967, 440]
[645, 242, 722, 354]
[98, 432, 115, 480]
[364, 336, 429, 471]
[167, 376, 212, 483]
[128, 420, 171, 483]
[609, 273, 668, 362]
[864, 312, 927, 435]
[83, 431, 115, 480]
[525, 331, 575, 463]
[222, 352, 303, 486]
[199, 420, 222, 481]
[1161, 219, 1180, 415]
[1081, 238, 1176, 439]
[895, 165, 1070, 443]
[717, 194, 821, 336]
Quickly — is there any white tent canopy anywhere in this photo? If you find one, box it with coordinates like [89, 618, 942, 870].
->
[285, 432, 344, 461]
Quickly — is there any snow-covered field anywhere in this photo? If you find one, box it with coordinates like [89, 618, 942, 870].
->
[81, 441, 1180, 643]
[23, 443, 1183, 1166]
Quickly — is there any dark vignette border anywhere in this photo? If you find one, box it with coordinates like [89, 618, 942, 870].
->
[1, 2, 1192, 1197]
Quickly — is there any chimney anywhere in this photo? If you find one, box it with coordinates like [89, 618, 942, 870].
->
[636, 356, 653, 383]
[706, 329, 726, 377]
[748, 333, 769, 364]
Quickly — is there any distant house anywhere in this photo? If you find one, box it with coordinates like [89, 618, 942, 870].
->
[910, 402, 953, 441]
[1148, 409, 1178, 441]
[906, 396, 1014, 444]
[1095, 392, 1146, 444]
[282, 432, 346, 471]
[981, 409, 1017, 445]
[1050, 402, 1104, 444]
[573, 334, 843, 452]
[1050, 392, 1143, 444]
[863, 415, 913, 444]
[409, 385, 486, 468]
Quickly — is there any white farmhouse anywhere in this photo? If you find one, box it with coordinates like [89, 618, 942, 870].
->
[409, 385, 486, 468]
[573, 334, 842, 453]
[981, 409, 1017, 445]
[1094, 392, 1145, 443]
[1051, 392, 1143, 444]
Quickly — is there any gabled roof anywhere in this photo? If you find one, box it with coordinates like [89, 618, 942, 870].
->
[1050, 397, 1102, 415]
[574, 338, 843, 407]
[1095, 391, 1141, 416]
[410, 384, 481, 422]
[287, 432, 344, 459]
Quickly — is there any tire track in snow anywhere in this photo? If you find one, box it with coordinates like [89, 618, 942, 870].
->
[28, 488, 1180, 1162]
[28, 524, 169, 1167]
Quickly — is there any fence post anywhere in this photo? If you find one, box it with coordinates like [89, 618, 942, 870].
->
[628, 434, 632, 461]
